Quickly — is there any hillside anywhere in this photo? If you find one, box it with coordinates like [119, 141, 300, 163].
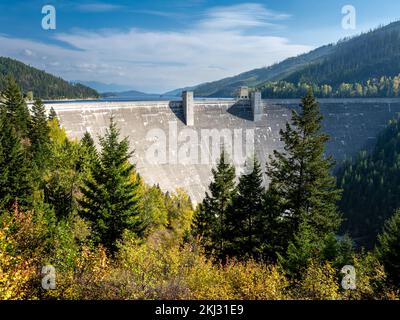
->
[0, 57, 99, 100]
[337, 118, 400, 248]
[284, 21, 400, 85]
[165, 44, 334, 97]
[170, 21, 400, 98]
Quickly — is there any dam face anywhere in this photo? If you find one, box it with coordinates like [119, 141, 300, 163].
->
[47, 98, 400, 203]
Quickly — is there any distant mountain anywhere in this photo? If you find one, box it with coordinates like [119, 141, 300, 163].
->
[0, 57, 99, 100]
[169, 21, 400, 98]
[163, 85, 197, 97]
[101, 89, 159, 98]
[75, 81, 136, 93]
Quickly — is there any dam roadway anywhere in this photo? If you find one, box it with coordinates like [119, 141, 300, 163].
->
[43, 97, 400, 203]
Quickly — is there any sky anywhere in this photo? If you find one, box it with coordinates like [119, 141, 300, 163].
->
[0, 0, 400, 93]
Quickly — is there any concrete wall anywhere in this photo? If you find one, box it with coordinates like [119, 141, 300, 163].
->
[45, 98, 400, 203]
[251, 92, 262, 122]
[182, 91, 194, 126]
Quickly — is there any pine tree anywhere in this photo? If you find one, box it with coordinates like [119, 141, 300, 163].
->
[194, 149, 236, 258]
[261, 186, 288, 260]
[279, 221, 354, 278]
[0, 77, 31, 137]
[377, 209, 400, 284]
[79, 117, 142, 251]
[81, 131, 95, 150]
[266, 89, 342, 242]
[48, 107, 58, 121]
[278, 221, 319, 277]
[29, 99, 50, 168]
[79, 131, 98, 170]
[225, 156, 265, 259]
[0, 109, 33, 210]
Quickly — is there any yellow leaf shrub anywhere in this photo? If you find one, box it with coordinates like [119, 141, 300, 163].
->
[0, 228, 36, 300]
[295, 261, 340, 300]
[223, 260, 289, 300]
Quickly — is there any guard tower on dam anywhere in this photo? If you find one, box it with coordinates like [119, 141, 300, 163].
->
[181, 90, 263, 126]
[182, 91, 194, 126]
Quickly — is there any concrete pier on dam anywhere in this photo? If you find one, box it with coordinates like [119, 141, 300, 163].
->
[44, 95, 400, 203]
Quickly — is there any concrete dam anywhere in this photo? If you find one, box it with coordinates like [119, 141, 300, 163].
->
[46, 94, 400, 203]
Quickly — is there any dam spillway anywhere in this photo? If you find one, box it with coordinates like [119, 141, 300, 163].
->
[45, 98, 400, 203]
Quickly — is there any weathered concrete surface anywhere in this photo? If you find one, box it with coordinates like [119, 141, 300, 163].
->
[45, 98, 400, 203]
[182, 91, 194, 126]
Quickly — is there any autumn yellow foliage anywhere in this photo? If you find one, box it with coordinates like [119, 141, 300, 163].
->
[0, 206, 398, 300]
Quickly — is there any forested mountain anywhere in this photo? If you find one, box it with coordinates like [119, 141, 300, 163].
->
[165, 44, 334, 97]
[170, 20, 400, 98]
[337, 118, 400, 248]
[284, 22, 400, 86]
[0, 57, 99, 100]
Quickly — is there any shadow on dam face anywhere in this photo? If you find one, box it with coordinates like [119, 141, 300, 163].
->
[44, 98, 400, 204]
[168, 101, 185, 124]
[226, 100, 253, 121]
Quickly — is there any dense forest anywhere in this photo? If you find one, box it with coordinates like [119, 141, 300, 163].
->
[0, 57, 99, 100]
[337, 118, 400, 248]
[1, 79, 399, 300]
[258, 75, 400, 99]
[284, 23, 400, 86]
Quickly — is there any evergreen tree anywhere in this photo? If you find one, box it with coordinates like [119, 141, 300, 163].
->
[79, 117, 142, 251]
[225, 156, 265, 259]
[79, 131, 98, 169]
[377, 209, 400, 284]
[194, 149, 236, 258]
[81, 131, 95, 150]
[0, 109, 33, 210]
[29, 98, 50, 168]
[260, 186, 288, 260]
[279, 221, 319, 277]
[279, 221, 354, 278]
[0, 77, 31, 137]
[266, 90, 342, 245]
[48, 107, 58, 121]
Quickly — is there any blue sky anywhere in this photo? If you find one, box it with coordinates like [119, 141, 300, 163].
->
[0, 0, 399, 93]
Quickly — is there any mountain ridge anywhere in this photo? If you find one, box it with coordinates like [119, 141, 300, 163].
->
[166, 20, 400, 98]
[0, 57, 99, 100]
[74, 81, 150, 94]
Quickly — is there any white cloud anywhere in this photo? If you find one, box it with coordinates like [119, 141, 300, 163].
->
[0, 3, 312, 93]
[199, 3, 291, 30]
[23, 49, 34, 57]
[76, 3, 124, 12]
